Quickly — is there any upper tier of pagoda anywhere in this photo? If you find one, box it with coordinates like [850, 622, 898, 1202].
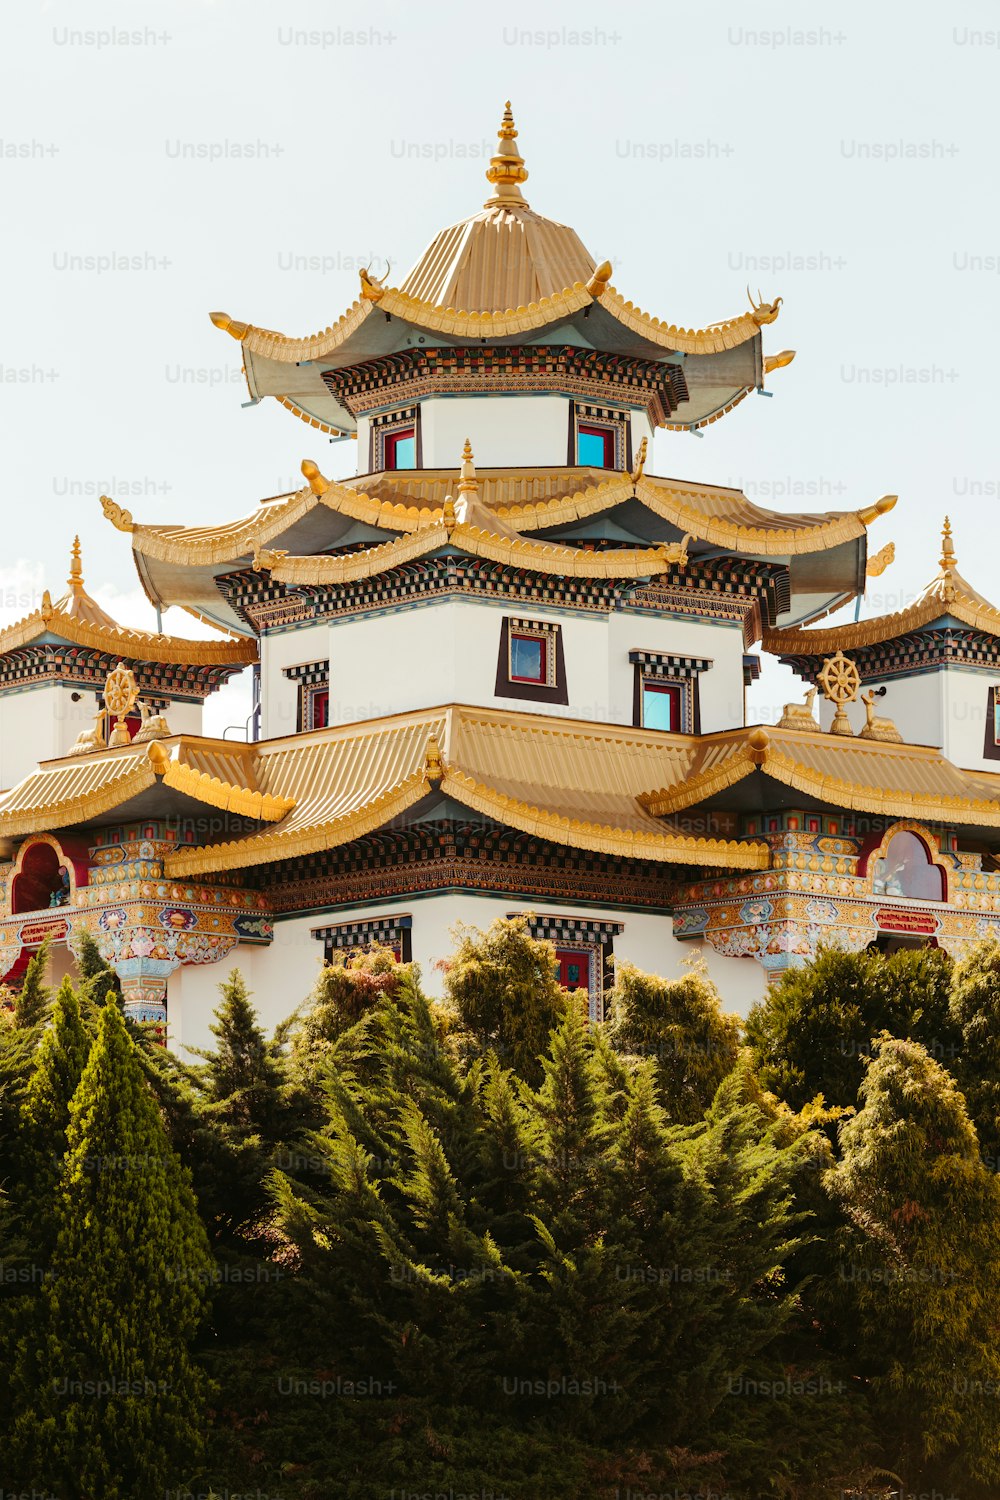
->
[100, 447, 896, 636]
[208, 104, 793, 439]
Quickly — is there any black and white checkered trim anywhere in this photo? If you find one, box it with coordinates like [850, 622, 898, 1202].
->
[311, 913, 412, 958]
[282, 659, 329, 686]
[628, 651, 713, 679]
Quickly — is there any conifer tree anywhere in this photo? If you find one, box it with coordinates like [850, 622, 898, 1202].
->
[71, 927, 122, 1010]
[191, 970, 287, 1135]
[826, 1035, 1000, 1491]
[444, 914, 570, 1082]
[948, 936, 1000, 1169]
[605, 957, 741, 1121]
[13, 938, 51, 1029]
[9, 1000, 213, 1498]
[744, 943, 957, 1116]
[20, 976, 91, 1242]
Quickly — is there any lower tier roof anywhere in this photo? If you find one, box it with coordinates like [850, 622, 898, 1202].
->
[5, 707, 1000, 879]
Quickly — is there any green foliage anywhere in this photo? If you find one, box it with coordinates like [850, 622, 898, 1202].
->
[71, 928, 122, 1011]
[292, 943, 404, 1071]
[605, 956, 741, 1121]
[246, 970, 828, 1494]
[443, 914, 571, 1082]
[190, 970, 287, 1133]
[4, 931, 1000, 1496]
[14, 939, 51, 1029]
[744, 943, 957, 1115]
[826, 1034, 1000, 1491]
[20, 977, 91, 1238]
[948, 937, 1000, 1169]
[8, 1001, 214, 1498]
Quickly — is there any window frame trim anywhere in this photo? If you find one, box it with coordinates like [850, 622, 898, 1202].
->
[495, 615, 568, 705]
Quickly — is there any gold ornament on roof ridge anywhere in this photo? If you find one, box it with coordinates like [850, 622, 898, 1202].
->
[777, 685, 818, 731]
[866, 541, 895, 578]
[858, 689, 903, 744]
[457, 438, 478, 499]
[68, 535, 84, 594]
[747, 287, 783, 326]
[817, 651, 861, 737]
[940, 515, 957, 573]
[104, 661, 140, 747]
[484, 101, 529, 207]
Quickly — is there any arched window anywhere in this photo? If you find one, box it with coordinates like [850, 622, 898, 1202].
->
[11, 842, 71, 914]
[871, 831, 945, 901]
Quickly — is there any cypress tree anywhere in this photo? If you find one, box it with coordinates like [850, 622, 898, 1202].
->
[827, 1034, 1000, 1492]
[14, 938, 51, 1029]
[9, 1000, 213, 1498]
[948, 936, 1000, 1169]
[191, 969, 287, 1138]
[72, 928, 122, 1010]
[20, 976, 91, 1243]
[444, 915, 570, 1083]
[744, 943, 957, 1116]
[605, 957, 741, 1122]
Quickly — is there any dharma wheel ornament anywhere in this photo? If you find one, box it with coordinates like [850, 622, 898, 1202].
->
[817, 651, 861, 737]
[104, 662, 140, 747]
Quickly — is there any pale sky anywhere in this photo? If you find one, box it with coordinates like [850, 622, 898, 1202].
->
[2, 0, 999, 734]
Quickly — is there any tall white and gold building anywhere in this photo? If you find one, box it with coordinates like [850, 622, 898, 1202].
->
[3, 107, 999, 1048]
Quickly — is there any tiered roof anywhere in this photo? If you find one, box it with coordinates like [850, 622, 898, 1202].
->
[101, 449, 896, 635]
[7, 704, 1000, 878]
[0, 538, 256, 669]
[764, 518, 1000, 657]
[207, 105, 792, 437]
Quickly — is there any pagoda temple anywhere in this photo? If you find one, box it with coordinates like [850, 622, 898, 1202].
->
[4, 104, 1000, 1049]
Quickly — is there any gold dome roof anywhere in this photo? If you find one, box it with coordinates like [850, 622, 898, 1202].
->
[397, 103, 597, 313]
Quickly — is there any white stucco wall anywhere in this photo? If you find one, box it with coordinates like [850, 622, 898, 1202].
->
[165, 893, 767, 1057]
[259, 624, 332, 738]
[941, 667, 998, 771]
[0, 685, 100, 789]
[359, 401, 652, 478]
[421, 395, 571, 469]
[813, 667, 999, 773]
[304, 598, 747, 731]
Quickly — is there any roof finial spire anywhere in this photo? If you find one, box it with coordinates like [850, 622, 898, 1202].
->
[484, 101, 529, 208]
[457, 438, 478, 499]
[68, 535, 84, 594]
[940, 515, 956, 573]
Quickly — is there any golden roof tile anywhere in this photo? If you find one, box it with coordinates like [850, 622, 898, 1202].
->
[106, 461, 889, 576]
[0, 537, 256, 667]
[764, 517, 1000, 652]
[0, 739, 292, 837]
[640, 724, 1000, 828]
[207, 105, 776, 370]
[162, 707, 771, 877]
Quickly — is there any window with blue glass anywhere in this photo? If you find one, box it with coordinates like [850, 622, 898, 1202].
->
[642, 681, 682, 731]
[510, 632, 547, 684]
[384, 427, 416, 470]
[577, 424, 616, 468]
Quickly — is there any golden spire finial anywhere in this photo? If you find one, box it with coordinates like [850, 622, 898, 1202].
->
[457, 438, 478, 498]
[484, 101, 528, 208]
[940, 515, 956, 573]
[68, 536, 84, 594]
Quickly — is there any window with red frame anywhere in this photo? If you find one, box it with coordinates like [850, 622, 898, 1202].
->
[300, 684, 329, 732]
[383, 427, 416, 470]
[509, 631, 547, 684]
[576, 423, 616, 469]
[642, 680, 682, 732]
[555, 948, 591, 994]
